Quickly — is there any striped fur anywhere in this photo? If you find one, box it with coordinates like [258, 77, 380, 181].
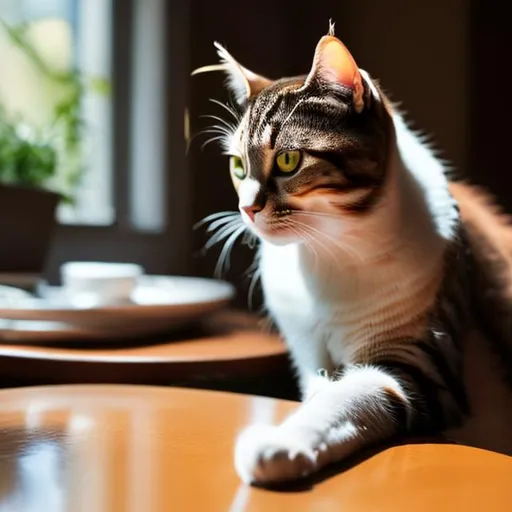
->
[198, 31, 512, 484]
[223, 76, 389, 219]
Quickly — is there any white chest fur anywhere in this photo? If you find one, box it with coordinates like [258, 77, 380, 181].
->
[259, 233, 446, 382]
[259, 242, 331, 380]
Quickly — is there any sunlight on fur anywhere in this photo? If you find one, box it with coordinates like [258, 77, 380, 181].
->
[193, 21, 512, 485]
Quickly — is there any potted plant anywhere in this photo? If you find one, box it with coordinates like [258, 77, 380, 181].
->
[0, 19, 109, 287]
[0, 108, 61, 280]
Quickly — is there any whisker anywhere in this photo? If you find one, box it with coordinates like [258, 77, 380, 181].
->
[205, 221, 243, 250]
[247, 265, 261, 311]
[200, 114, 236, 132]
[289, 210, 342, 219]
[289, 210, 377, 255]
[214, 225, 247, 277]
[200, 126, 233, 137]
[209, 98, 241, 122]
[201, 135, 226, 150]
[194, 211, 238, 229]
[243, 257, 259, 278]
[206, 215, 241, 233]
[292, 220, 342, 270]
[282, 220, 319, 272]
[196, 210, 249, 279]
[205, 218, 241, 240]
[289, 217, 361, 266]
[241, 230, 258, 249]
[306, 221, 364, 262]
[187, 126, 231, 154]
[187, 130, 213, 154]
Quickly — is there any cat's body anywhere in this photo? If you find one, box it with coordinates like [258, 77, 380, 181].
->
[260, 110, 454, 389]
[257, 107, 512, 453]
[196, 27, 512, 484]
[259, 110, 512, 451]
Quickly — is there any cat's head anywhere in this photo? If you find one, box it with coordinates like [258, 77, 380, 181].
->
[208, 28, 395, 247]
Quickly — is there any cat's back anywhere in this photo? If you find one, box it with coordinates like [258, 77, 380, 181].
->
[447, 181, 512, 455]
[449, 181, 512, 370]
[447, 328, 512, 455]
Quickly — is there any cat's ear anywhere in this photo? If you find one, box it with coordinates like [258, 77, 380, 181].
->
[213, 42, 272, 104]
[303, 35, 365, 113]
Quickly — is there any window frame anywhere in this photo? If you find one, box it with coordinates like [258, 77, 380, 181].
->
[58, 0, 115, 226]
[45, 0, 192, 281]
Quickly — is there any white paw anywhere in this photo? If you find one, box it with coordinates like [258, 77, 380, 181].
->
[234, 424, 322, 484]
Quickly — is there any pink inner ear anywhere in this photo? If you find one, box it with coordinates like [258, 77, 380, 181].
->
[318, 38, 360, 89]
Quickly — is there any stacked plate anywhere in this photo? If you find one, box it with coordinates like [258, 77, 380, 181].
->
[0, 263, 235, 343]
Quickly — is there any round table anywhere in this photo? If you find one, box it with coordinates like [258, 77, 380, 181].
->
[0, 384, 509, 512]
[0, 311, 289, 390]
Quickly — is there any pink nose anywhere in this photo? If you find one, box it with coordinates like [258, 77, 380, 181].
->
[241, 205, 262, 222]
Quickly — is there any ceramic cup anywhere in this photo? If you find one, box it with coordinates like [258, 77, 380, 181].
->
[60, 261, 144, 308]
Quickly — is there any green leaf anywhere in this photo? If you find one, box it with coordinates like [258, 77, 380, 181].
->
[0, 20, 111, 203]
[88, 76, 111, 96]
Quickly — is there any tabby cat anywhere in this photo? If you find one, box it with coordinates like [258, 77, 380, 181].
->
[196, 23, 512, 484]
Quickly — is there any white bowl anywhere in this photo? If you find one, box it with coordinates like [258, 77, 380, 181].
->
[60, 262, 144, 307]
[0, 285, 33, 306]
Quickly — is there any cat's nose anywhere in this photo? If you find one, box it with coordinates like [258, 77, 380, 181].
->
[241, 205, 262, 222]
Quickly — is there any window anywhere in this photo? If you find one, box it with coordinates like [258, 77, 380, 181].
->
[0, 0, 192, 277]
[0, 0, 113, 225]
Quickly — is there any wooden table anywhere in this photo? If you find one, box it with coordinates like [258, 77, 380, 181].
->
[0, 311, 293, 397]
[0, 384, 509, 512]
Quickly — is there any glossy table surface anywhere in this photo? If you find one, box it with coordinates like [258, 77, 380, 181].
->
[0, 311, 287, 385]
[0, 384, 510, 512]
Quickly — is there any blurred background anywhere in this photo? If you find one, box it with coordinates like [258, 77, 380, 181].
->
[0, 0, 508, 309]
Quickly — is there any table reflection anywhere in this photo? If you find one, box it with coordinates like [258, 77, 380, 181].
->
[0, 386, 508, 512]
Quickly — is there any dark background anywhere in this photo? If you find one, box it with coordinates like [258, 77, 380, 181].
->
[46, 0, 511, 310]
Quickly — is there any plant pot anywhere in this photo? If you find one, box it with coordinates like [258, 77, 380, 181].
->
[0, 184, 59, 286]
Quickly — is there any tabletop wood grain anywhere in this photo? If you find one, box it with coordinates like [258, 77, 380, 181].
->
[0, 384, 509, 512]
[0, 311, 289, 387]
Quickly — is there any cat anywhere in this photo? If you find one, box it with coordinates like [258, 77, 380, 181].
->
[195, 22, 512, 485]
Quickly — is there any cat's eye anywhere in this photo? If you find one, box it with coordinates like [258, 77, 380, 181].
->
[230, 156, 246, 180]
[275, 150, 301, 174]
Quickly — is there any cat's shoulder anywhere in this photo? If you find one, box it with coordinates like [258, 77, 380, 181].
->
[449, 181, 512, 240]
[449, 180, 512, 279]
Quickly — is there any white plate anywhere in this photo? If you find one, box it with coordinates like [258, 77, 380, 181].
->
[0, 276, 235, 342]
[0, 319, 114, 343]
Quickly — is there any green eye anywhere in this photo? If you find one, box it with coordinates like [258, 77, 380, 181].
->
[275, 150, 301, 174]
[230, 156, 246, 180]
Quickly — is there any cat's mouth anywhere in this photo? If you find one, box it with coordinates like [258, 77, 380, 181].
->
[248, 209, 302, 244]
[254, 218, 291, 233]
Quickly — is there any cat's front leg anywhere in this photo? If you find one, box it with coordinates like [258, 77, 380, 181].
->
[234, 365, 411, 484]
[301, 368, 333, 401]
[283, 331, 333, 400]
